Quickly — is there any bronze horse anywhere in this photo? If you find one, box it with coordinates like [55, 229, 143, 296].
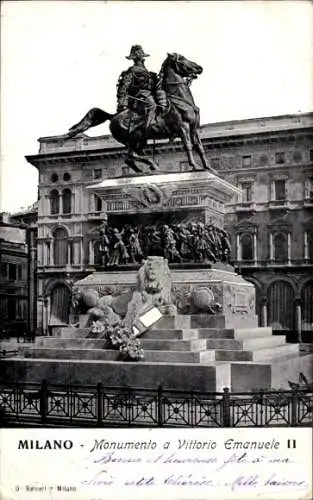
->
[65, 53, 215, 174]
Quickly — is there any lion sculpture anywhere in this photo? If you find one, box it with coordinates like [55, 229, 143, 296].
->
[124, 256, 177, 334]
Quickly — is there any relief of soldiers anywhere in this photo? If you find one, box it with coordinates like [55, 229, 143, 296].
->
[99, 216, 110, 266]
[117, 45, 161, 133]
[220, 229, 232, 262]
[145, 225, 163, 256]
[109, 228, 129, 266]
[127, 227, 143, 264]
[162, 225, 181, 263]
[97, 219, 231, 266]
[175, 223, 192, 260]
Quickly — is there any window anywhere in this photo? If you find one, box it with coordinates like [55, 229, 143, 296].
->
[293, 151, 302, 162]
[53, 227, 68, 266]
[273, 233, 288, 263]
[1, 263, 7, 278]
[240, 234, 253, 261]
[310, 150, 313, 162]
[7, 298, 16, 320]
[242, 156, 252, 168]
[62, 189, 71, 214]
[94, 169, 102, 180]
[259, 154, 268, 166]
[18, 265, 23, 280]
[240, 181, 253, 202]
[51, 173, 58, 183]
[49, 190, 60, 214]
[275, 152, 285, 164]
[274, 179, 286, 201]
[63, 172, 71, 181]
[95, 195, 102, 212]
[8, 264, 17, 280]
[211, 158, 220, 170]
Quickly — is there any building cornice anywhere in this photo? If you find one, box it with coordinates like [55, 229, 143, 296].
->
[25, 112, 313, 168]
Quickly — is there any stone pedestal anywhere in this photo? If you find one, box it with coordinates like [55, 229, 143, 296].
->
[88, 171, 240, 229]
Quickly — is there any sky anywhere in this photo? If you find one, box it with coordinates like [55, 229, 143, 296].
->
[1, 0, 312, 213]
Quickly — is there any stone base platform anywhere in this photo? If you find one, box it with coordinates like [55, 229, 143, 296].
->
[2, 314, 312, 392]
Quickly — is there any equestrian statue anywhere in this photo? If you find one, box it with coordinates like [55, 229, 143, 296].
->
[64, 45, 216, 174]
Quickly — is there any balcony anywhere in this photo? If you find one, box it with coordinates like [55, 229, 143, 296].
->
[234, 259, 313, 270]
[268, 199, 290, 211]
[303, 198, 313, 209]
[235, 202, 256, 215]
[87, 212, 105, 221]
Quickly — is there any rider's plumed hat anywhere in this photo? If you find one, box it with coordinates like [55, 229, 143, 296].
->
[126, 45, 150, 60]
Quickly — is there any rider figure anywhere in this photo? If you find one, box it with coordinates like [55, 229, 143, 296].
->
[117, 45, 158, 132]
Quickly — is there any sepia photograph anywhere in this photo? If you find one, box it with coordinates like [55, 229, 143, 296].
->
[0, 1, 312, 498]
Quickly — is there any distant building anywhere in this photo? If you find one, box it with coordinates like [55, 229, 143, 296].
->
[0, 214, 29, 336]
[26, 112, 313, 340]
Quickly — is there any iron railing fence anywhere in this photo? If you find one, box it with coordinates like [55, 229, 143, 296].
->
[0, 380, 312, 428]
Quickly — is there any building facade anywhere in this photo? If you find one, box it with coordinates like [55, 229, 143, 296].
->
[26, 112, 313, 340]
[0, 211, 37, 337]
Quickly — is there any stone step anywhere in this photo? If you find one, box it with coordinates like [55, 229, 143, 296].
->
[241, 335, 286, 350]
[152, 315, 227, 330]
[27, 336, 288, 358]
[35, 338, 109, 349]
[0, 356, 274, 392]
[232, 327, 273, 340]
[139, 339, 207, 351]
[58, 328, 89, 339]
[252, 343, 299, 361]
[21, 347, 216, 364]
[214, 350, 253, 361]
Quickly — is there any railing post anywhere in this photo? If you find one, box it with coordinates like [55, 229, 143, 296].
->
[291, 390, 298, 426]
[96, 383, 102, 426]
[222, 387, 231, 427]
[40, 379, 48, 424]
[157, 385, 163, 427]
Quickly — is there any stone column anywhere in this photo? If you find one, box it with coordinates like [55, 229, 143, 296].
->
[43, 297, 49, 336]
[89, 240, 95, 265]
[304, 231, 308, 259]
[261, 297, 268, 327]
[253, 233, 257, 262]
[236, 234, 241, 261]
[49, 239, 54, 265]
[287, 233, 291, 265]
[269, 233, 273, 261]
[80, 238, 84, 267]
[295, 298, 302, 343]
[60, 193, 63, 215]
[74, 240, 80, 265]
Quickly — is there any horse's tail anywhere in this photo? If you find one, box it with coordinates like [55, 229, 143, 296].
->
[67, 107, 115, 138]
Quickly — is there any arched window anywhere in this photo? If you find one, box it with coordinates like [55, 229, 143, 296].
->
[273, 233, 288, 263]
[240, 234, 253, 261]
[62, 189, 71, 214]
[94, 195, 102, 213]
[301, 280, 313, 331]
[53, 228, 68, 266]
[268, 280, 295, 331]
[49, 190, 60, 215]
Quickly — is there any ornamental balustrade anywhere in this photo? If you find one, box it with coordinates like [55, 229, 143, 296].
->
[0, 381, 312, 428]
